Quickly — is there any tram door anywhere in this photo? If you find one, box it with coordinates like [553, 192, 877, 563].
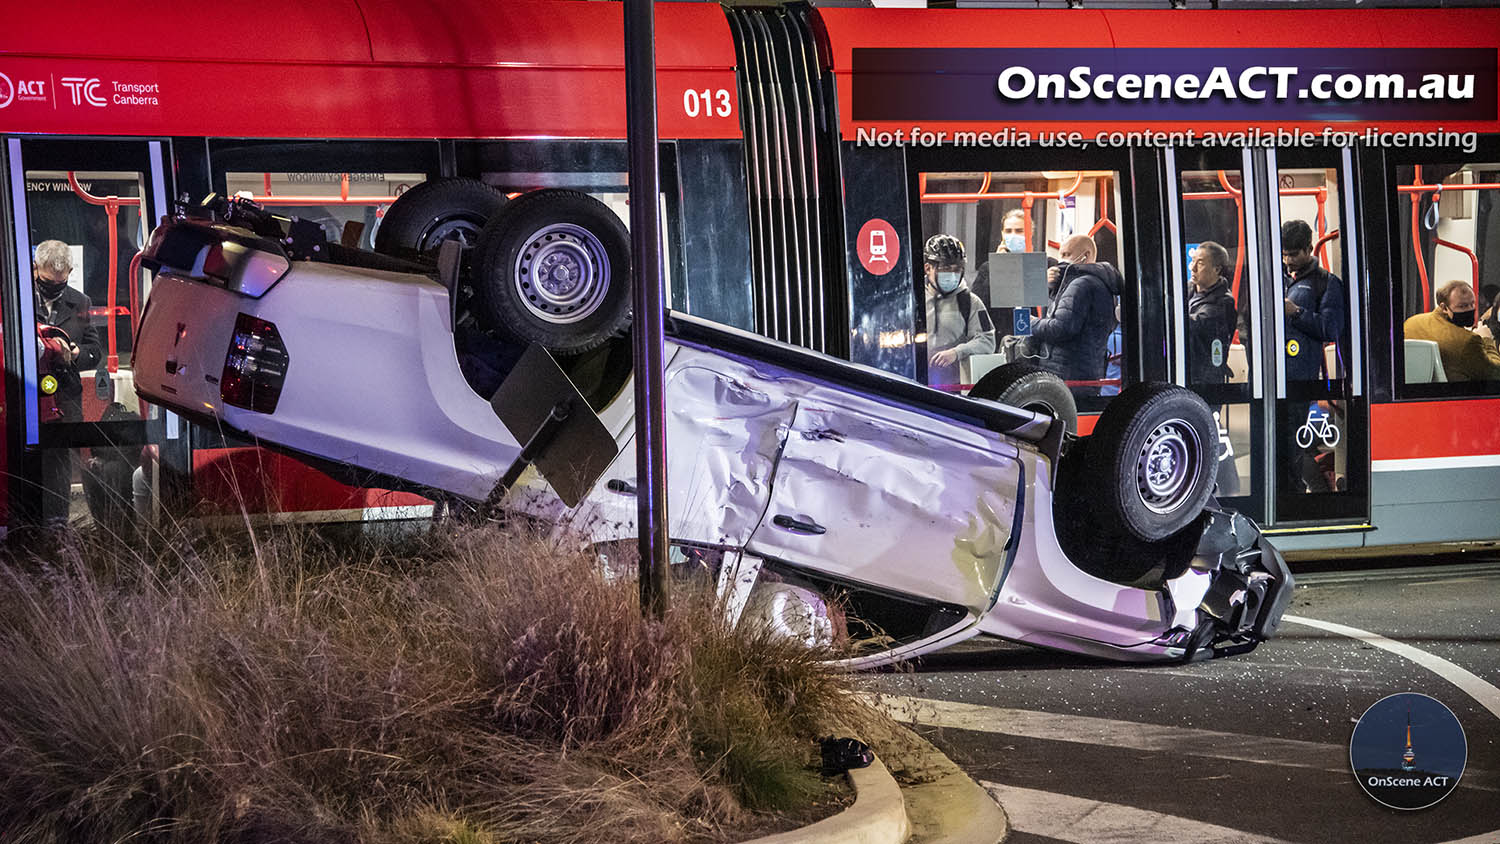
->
[2, 137, 176, 529]
[1166, 146, 1370, 531]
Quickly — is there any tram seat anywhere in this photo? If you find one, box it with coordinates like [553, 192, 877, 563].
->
[1227, 343, 1248, 383]
[966, 353, 1005, 390]
[1404, 338, 1448, 383]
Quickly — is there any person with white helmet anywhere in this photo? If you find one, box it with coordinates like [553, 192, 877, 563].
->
[923, 234, 994, 390]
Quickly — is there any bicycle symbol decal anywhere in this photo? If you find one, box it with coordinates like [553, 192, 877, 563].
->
[1295, 406, 1341, 449]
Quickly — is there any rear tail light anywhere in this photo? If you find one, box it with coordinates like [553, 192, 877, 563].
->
[221, 313, 289, 413]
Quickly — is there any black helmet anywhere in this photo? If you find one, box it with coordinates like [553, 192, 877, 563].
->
[924, 234, 965, 266]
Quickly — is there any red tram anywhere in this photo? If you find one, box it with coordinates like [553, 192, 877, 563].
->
[3, 0, 1498, 559]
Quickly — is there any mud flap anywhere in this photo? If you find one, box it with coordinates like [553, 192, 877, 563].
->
[489, 343, 619, 507]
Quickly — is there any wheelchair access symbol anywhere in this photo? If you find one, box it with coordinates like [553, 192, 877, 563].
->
[1296, 405, 1341, 449]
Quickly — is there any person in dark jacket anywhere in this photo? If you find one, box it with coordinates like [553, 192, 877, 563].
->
[1278, 221, 1346, 494]
[1281, 219, 1345, 381]
[1187, 241, 1237, 385]
[1030, 234, 1121, 393]
[33, 239, 103, 524]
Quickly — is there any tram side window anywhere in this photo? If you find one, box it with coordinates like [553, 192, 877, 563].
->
[25, 170, 148, 412]
[1396, 163, 1500, 393]
[1277, 166, 1348, 383]
[224, 171, 429, 251]
[917, 169, 1125, 405]
[24, 170, 149, 525]
[1177, 169, 1253, 389]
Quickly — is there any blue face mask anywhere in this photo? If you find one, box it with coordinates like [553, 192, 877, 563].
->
[936, 271, 961, 293]
[1004, 233, 1026, 253]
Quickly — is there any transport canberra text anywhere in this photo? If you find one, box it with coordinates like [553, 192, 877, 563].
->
[853, 126, 1479, 154]
[995, 67, 1476, 102]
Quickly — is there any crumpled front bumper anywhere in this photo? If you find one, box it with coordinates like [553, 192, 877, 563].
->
[1157, 507, 1296, 661]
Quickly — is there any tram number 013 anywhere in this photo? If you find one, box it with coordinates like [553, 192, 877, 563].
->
[683, 88, 732, 118]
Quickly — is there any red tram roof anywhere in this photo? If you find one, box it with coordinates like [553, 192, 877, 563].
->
[0, 0, 740, 139]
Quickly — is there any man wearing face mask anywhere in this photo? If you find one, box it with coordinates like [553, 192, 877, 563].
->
[1403, 280, 1500, 381]
[969, 208, 1057, 312]
[923, 234, 994, 390]
[32, 239, 103, 524]
[998, 208, 1029, 256]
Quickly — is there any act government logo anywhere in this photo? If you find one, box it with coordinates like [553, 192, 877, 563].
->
[1351, 692, 1466, 810]
[0, 72, 13, 109]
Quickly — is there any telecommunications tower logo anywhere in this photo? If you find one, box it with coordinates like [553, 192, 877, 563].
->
[1350, 692, 1466, 810]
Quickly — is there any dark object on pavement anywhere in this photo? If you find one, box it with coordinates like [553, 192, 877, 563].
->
[821, 736, 874, 775]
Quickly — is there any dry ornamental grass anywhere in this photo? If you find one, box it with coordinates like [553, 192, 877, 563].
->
[0, 520, 875, 844]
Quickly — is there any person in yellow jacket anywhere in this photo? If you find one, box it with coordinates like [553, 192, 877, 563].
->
[1403, 280, 1500, 382]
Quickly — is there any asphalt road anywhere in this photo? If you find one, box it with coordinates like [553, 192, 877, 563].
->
[864, 560, 1500, 844]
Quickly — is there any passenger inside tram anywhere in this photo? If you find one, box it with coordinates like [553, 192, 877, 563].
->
[997, 208, 1028, 255]
[32, 239, 102, 525]
[1281, 219, 1347, 382]
[1186, 241, 1236, 386]
[1030, 234, 1122, 399]
[922, 234, 995, 390]
[1399, 161, 1500, 390]
[921, 168, 1124, 404]
[1479, 284, 1500, 340]
[1402, 280, 1500, 382]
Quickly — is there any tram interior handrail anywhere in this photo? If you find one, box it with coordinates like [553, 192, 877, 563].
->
[67, 172, 144, 375]
[1400, 166, 1500, 311]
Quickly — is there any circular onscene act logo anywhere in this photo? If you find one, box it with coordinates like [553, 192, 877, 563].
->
[0, 72, 14, 109]
[1351, 692, 1466, 810]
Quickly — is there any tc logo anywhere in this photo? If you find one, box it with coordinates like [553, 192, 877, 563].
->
[0, 72, 13, 109]
[60, 77, 106, 107]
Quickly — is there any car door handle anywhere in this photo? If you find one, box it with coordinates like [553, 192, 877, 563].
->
[606, 479, 636, 495]
[773, 514, 826, 535]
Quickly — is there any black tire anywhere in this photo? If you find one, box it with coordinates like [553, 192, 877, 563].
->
[472, 189, 632, 355]
[373, 178, 507, 260]
[968, 362, 1078, 434]
[1086, 382, 1218, 542]
[1050, 438, 1204, 586]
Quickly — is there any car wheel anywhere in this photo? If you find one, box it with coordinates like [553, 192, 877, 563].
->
[373, 177, 508, 260]
[473, 189, 632, 355]
[1087, 382, 1218, 542]
[1052, 437, 1202, 585]
[968, 362, 1078, 433]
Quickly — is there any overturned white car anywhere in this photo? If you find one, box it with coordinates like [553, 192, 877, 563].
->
[133, 187, 1292, 666]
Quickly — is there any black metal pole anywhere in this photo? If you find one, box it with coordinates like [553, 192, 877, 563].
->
[624, 0, 669, 618]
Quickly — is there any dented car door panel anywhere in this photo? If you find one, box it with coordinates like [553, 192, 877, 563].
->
[746, 399, 1022, 615]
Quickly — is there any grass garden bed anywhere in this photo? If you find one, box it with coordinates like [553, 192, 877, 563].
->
[0, 521, 881, 843]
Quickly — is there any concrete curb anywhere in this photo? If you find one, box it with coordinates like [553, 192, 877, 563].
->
[746, 756, 911, 844]
[900, 768, 1009, 844]
[864, 694, 1010, 843]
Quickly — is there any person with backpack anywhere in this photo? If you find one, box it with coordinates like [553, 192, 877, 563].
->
[923, 234, 994, 390]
